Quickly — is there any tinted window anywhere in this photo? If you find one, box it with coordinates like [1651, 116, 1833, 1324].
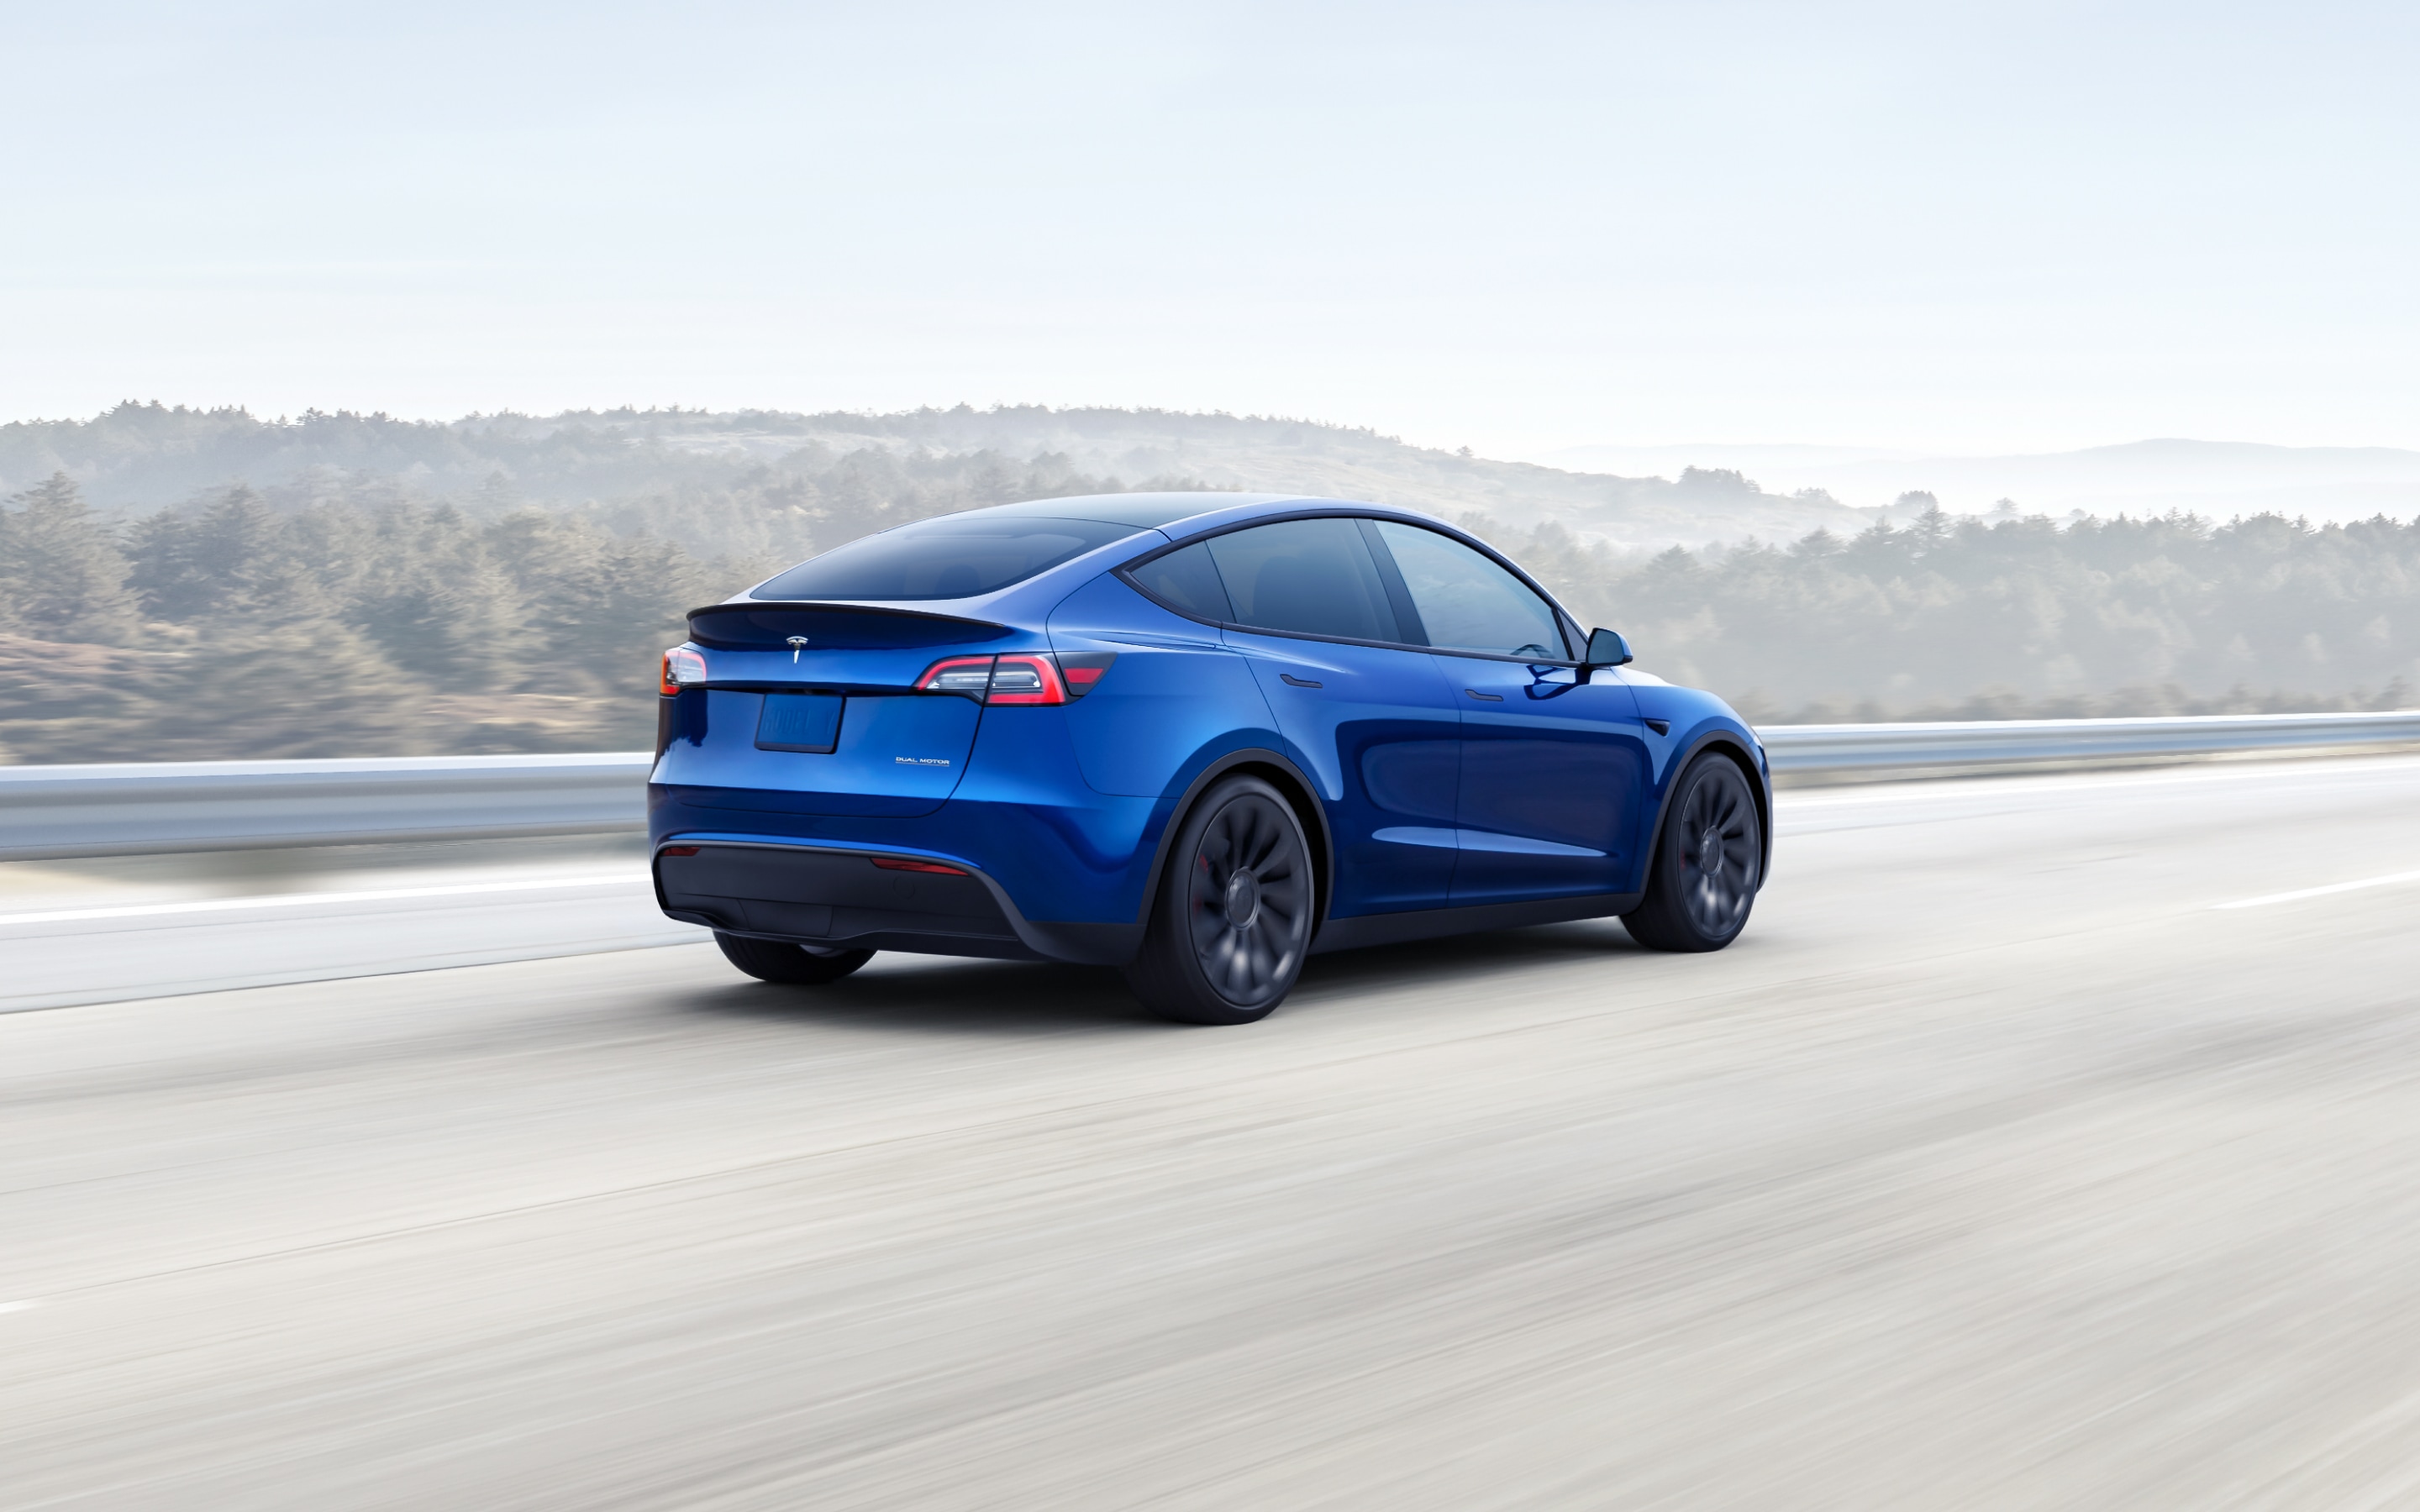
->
[754, 515, 1141, 601]
[1372, 522, 1567, 658]
[1205, 518, 1402, 643]
[1127, 541, 1234, 622]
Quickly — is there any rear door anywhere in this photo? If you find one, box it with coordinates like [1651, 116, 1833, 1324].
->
[1366, 521, 1652, 904]
[1202, 518, 1465, 916]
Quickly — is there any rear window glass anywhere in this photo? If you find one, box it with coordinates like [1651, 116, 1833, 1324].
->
[1203, 518, 1402, 643]
[754, 515, 1143, 601]
[1125, 541, 1234, 622]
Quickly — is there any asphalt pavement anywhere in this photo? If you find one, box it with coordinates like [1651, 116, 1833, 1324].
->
[6, 756, 2420, 1509]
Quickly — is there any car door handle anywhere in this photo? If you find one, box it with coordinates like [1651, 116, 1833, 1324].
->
[1464, 689, 1504, 702]
[1280, 674, 1323, 688]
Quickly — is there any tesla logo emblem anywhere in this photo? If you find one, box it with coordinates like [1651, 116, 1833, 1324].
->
[786, 635, 809, 663]
[894, 756, 951, 767]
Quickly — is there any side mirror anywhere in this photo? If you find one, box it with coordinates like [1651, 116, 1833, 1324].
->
[1577, 627, 1633, 682]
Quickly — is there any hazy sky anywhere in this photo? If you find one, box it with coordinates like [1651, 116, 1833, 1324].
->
[5, 1, 2416, 457]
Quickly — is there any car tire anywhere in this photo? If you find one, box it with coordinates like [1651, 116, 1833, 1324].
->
[1123, 774, 1317, 1025]
[1622, 749, 1762, 953]
[714, 932, 875, 984]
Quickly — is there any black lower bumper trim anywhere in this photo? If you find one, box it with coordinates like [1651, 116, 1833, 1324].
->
[655, 843, 1143, 965]
[660, 845, 1013, 942]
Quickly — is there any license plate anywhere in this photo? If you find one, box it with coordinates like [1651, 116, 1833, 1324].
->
[755, 693, 844, 753]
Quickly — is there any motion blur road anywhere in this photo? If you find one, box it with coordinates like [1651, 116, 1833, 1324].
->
[7, 758, 2420, 1509]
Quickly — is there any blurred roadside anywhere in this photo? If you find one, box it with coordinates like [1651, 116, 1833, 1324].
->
[0, 831, 647, 912]
[0, 833, 697, 1014]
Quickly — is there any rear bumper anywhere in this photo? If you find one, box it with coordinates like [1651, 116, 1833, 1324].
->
[653, 838, 1144, 965]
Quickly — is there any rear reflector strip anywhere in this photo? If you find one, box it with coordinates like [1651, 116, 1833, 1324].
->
[661, 844, 964, 876]
[871, 856, 971, 876]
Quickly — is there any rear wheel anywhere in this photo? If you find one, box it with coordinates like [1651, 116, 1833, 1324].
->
[1124, 774, 1316, 1025]
[714, 932, 875, 984]
[1623, 751, 1762, 952]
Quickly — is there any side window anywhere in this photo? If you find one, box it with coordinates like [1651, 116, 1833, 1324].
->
[1126, 541, 1234, 622]
[1203, 518, 1403, 643]
[1370, 522, 1568, 659]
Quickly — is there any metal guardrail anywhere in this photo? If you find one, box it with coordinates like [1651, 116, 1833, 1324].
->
[1755, 710, 2420, 774]
[0, 753, 655, 862]
[3, 711, 2418, 859]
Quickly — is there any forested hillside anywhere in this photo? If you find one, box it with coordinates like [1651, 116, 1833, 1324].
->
[3, 402, 2417, 762]
[1476, 511, 2420, 723]
[0, 475, 714, 759]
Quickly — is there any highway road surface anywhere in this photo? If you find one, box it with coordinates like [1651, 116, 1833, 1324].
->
[7, 756, 2420, 1509]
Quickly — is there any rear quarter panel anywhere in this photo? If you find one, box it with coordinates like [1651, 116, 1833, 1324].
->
[1045, 571, 1281, 800]
[946, 705, 1166, 925]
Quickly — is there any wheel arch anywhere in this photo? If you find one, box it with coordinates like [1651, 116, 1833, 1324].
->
[1639, 731, 1773, 894]
[1134, 748, 1334, 933]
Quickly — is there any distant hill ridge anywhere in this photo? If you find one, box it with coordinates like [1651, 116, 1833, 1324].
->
[1546, 437, 2420, 523]
[0, 402, 1883, 554]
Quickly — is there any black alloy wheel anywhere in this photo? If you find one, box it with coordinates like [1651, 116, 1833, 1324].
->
[1622, 751, 1762, 952]
[714, 932, 875, 984]
[1125, 774, 1316, 1024]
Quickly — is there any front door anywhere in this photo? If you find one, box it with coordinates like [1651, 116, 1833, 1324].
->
[1364, 520, 1651, 905]
[1443, 658, 1649, 902]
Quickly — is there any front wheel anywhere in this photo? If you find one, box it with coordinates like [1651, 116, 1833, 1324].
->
[1123, 774, 1317, 1024]
[714, 932, 875, 984]
[1622, 751, 1762, 952]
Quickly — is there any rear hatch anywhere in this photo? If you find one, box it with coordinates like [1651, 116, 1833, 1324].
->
[654, 603, 1015, 817]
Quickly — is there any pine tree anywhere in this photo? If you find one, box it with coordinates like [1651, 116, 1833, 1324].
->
[0, 473, 136, 642]
[124, 486, 281, 621]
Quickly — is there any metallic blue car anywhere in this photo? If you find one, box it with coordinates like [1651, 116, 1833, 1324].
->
[650, 493, 1770, 1022]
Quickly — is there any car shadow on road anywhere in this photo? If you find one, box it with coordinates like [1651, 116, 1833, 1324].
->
[675, 957, 1157, 1037]
[673, 918, 1645, 1037]
[1293, 918, 1644, 997]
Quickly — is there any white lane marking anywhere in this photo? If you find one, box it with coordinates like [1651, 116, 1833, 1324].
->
[0, 873, 643, 927]
[0, 1299, 39, 1315]
[2213, 869, 2420, 911]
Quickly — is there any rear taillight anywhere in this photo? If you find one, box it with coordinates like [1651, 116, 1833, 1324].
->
[918, 656, 1000, 696]
[983, 654, 1066, 706]
[1057, 653, 1117, 696]
[913, 652, 1116, 705]
[660, 647, 708, 696]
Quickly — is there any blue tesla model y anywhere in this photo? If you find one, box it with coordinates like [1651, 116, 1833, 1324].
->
[650, 493, 1769, 1023]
